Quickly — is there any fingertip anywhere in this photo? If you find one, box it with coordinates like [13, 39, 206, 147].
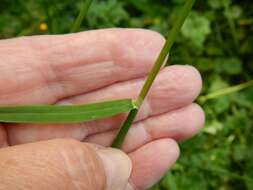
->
[174, 103, 205, 141]
[169, 65, 203, 97]
[185, 65, 203, 94]
[129, 138, 180, 190]
[191, 103, 205, 133]
[154, 138, 180, 164]
[152, 65, 203, 107]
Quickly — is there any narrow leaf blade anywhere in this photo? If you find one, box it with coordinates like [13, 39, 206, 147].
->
[0, 99, 134, 124]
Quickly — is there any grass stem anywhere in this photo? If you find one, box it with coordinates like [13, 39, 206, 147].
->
[112, 0, 196, 148]
[199, 80, 253, 103]
[70, 0, 93, 33]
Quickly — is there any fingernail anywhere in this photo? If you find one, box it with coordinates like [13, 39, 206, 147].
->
[97, 148, 132, 190]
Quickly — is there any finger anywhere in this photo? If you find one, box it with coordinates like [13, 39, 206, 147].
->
[6, 65, 202, 145]
[0, 29, 164, 105]
[128, 138, 180, 190]
[86, 103, 205, 152]
[0, 139, 132, 190]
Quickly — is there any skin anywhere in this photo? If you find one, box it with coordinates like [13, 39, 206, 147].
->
[0, 29, 205, 190]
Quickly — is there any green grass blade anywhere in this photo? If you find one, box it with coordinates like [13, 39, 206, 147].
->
[70, 0, 93, 33]
[0, 99, 134, 124]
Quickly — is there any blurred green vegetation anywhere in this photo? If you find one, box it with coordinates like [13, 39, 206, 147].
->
[1, 0, 253, 189]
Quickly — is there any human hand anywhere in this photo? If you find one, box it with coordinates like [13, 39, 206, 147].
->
[0, 29, 204, 190]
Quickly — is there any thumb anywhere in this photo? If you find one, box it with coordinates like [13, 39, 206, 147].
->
[0, 139, 132, 190]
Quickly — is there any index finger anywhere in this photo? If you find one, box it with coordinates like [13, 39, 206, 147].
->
[0, 29, 165, 105]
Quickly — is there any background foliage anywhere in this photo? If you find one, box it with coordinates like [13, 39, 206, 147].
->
[1, 0, 253, 189]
